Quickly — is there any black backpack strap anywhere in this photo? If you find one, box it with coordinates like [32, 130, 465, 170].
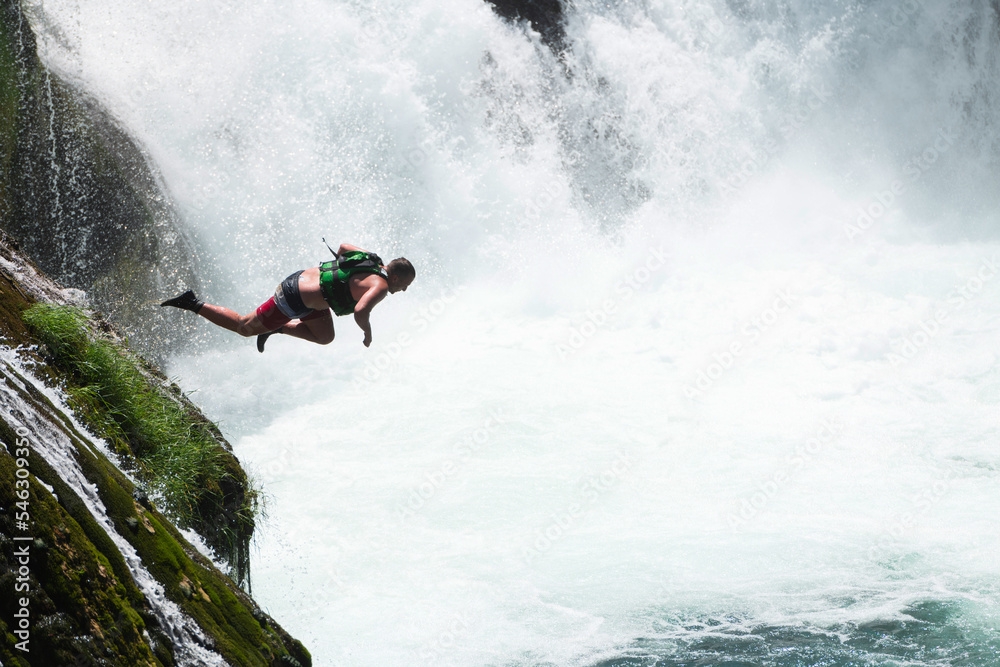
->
[322, 237, 339, 260]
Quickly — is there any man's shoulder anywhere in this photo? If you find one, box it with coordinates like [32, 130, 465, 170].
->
[351, 272, 389, 288]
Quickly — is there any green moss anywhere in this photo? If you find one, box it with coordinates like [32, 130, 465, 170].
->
[0, 2, 310, 662]
[0, 13, 19, 223]
[0, 271, 31, 344]
[0, 375, 145, 607]
[0, 621, 31, 667]
[0, 248, 313, 664]
[0, 446, 163, 666]
[21, 303, 257, 585]
[0, 336, 310, 666]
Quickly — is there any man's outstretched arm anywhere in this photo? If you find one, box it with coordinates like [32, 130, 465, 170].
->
[353, 284, 387, 347]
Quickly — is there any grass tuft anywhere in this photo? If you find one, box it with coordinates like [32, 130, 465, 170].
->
[23, 303, 257, 584]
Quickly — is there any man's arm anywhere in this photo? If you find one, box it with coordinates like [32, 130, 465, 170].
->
[353, 282, 388, 347]
[338, 243, 364, 255]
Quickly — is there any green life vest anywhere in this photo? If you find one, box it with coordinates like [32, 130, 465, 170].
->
[318, 251, 387, 316]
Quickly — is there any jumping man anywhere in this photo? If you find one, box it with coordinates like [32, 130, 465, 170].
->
[161, 243, 415, 352]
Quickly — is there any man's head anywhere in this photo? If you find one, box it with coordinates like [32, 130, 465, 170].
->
[386, 258, 416, 294]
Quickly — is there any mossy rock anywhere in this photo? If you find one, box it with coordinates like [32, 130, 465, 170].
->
[0, 441, 162, 666]
[0, 319, 311, 667]
[0, 3, 313, 664]
[0, 0, 198, 363]
[0, 191, 310, 667]
[21, 301, 258, 585]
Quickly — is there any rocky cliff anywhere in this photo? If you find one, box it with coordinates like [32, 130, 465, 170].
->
[484, 0, 567, 51]
[0, 1, 311, 664]
[0, 232, 311, 666]
[0, 0, 198, 363]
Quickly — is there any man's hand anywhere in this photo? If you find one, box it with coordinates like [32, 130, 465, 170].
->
[354, 277, 387, 349]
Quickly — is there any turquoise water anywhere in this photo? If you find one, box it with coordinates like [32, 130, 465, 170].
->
[596, 599, 1000, 665]
[30, 0, 1000, 664]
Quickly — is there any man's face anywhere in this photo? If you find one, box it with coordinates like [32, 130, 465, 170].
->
[389, 274, 414, 294]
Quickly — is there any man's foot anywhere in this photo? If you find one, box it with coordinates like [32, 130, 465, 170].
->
[256, 329, 282, 353]
[160, 290, 204, 313]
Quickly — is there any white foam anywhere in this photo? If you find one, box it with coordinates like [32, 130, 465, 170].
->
[28, 0, 1000, 663]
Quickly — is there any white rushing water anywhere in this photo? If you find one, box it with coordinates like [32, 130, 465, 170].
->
[28, 0, 1000, 664]
[0, 348, 229, 667]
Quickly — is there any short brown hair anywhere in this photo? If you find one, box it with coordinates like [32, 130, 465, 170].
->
[387, 257, 415, 281]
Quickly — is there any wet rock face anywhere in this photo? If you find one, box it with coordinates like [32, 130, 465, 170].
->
[0, 5, 313, 663]
[0, 0, 197, 362]
[0, 233, 312, 667]
[484, 0, 567, 51]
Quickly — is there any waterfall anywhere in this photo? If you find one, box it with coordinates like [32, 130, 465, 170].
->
[27, 0, 1000, 664]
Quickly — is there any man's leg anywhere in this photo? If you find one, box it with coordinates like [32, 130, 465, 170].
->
[162, 290, 281, 337]
[281, 310, 335, 345]
[199, 303, 273, 337]
[256, 309, 334, 352]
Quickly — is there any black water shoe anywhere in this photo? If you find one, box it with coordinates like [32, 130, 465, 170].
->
[160, 290, 204, 313]
[256, 327, 287, 353]
[256, 331, 275, 353]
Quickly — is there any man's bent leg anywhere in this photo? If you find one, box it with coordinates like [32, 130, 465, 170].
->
[281, 309, 335, 345]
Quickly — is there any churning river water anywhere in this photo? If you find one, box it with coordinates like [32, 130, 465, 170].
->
[28, 0, 1000, 664]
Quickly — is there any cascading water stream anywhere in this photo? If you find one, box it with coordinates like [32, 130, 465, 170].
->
[41, 69, 62, 230]
[0, 348, 230, 667]
[24, 0, 1000, 664]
